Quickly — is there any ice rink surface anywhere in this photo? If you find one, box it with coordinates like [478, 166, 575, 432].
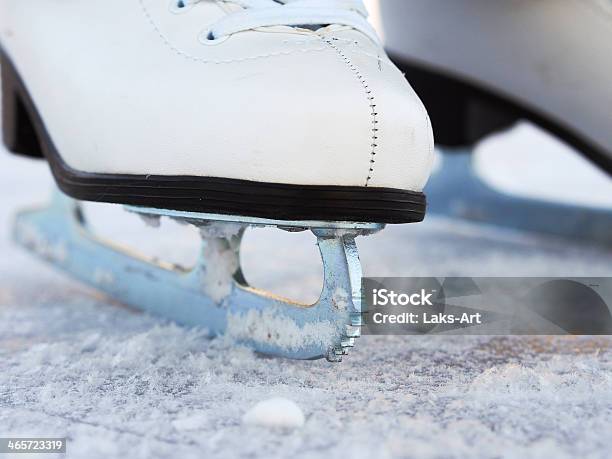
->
[1, 125, 611, 458]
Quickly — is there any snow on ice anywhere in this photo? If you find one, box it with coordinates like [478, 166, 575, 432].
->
[243, 397, 306, 429]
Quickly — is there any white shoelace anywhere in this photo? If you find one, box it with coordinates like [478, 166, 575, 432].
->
[203, 0, 378, 42]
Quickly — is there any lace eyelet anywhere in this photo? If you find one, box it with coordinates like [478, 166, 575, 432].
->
[169, 0, 193, 14]
[198, 29, 230, 46]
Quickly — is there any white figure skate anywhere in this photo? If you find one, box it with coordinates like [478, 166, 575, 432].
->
[1, 0, 434, 360]
[381, 0, 612, 246]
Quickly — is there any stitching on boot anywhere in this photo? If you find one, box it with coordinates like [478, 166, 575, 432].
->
[323, 37, 378, 187]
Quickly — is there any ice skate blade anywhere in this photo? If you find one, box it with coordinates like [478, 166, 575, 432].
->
[427, 148, 612, 247]
[125, 205, 385, 232]
[13, 189, 383, 361]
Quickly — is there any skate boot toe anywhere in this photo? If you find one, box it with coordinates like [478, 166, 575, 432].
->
[1, 0, 433, 222]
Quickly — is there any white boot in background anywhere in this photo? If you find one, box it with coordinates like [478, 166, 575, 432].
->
[380, 0, 612, 173]
[380, 0, 612, 248]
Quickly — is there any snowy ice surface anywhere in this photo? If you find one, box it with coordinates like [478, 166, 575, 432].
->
[242, 397, 306, 429]
[0, 125, 611, 459]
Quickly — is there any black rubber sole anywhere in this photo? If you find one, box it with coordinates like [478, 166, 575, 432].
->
[0, 51, 426, 224]
[389, 54, 612, 176]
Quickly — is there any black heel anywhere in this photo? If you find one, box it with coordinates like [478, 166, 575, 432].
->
[390, 55, 612, 174]
[1, 52, 44, 158]
[389, 54, 518, 148]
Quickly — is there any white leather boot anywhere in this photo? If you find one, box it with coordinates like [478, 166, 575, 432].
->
[1, 0, 433, 224]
